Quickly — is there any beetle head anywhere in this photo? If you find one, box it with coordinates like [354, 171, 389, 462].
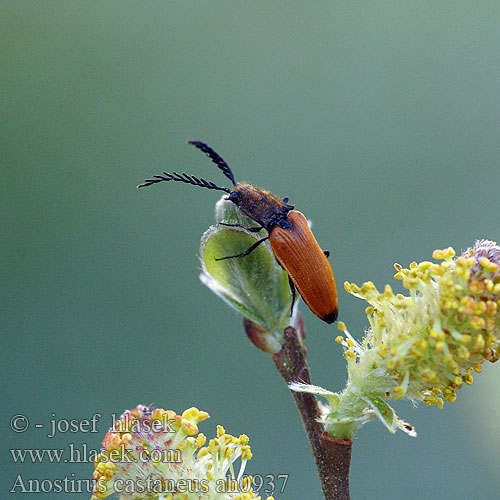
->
[227, 191, 241, 205]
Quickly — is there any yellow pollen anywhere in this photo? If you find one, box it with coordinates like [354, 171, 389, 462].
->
[420, 369, 436, 383]
[430, 263, 444, 275]
[469, 316, 486, 330]
[337, 321, 347, 331]
[182, 420, 199, 435]
[473, 334, 485, 351]
[241, 476, 252, 488]
[480, 257, 499, 273]
[394, 386, 405, 399]
[469, 280, 486, 294]
[361, 281, 376, 293]
[419, 261, 433, 270]
[432, 249, 444, 260]
[417, 339, 428, 350]
[485, 301, 497, 316]
[444, 390, 457, 403]
[241, 445, 252, 460]
[457, 346, 471, 360]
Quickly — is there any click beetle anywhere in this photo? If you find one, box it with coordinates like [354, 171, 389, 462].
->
[138, 141, 338, 324]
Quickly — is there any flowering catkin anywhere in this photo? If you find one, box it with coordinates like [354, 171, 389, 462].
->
[341, 240, 500, 408]
[293, 240, 500, 438]
[91, 405, 272, 500]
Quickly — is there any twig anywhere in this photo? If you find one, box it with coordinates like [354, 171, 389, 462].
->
[272, 326, 352, 500]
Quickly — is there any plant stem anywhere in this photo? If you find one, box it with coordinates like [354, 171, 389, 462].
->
[272, 326, 352, 500]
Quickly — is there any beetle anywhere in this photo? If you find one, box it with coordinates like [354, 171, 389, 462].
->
[137, 140, 338, 324]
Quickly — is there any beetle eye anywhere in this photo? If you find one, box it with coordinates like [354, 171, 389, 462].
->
[227, 191, 240, 204]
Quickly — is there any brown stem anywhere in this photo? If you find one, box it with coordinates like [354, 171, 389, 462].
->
[272, 325, 352, 500]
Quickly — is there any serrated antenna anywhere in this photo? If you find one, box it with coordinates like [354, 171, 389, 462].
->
[137, 171, 231, 193]
[188, 140, 237, 186]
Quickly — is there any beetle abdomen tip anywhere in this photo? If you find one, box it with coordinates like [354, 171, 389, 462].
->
[323, 309, 338, 325]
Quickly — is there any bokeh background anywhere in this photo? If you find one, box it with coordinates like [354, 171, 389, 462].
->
[2, 2, 500, 499]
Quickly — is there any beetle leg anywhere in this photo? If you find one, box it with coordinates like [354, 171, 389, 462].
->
[215, 236, 269, 261]
[219, 222, 264, 233]
[323, 250, 330, 259]
[288, 277, 296, 316]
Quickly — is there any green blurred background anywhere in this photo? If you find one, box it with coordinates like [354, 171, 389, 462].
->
[2, 2, 500, 499]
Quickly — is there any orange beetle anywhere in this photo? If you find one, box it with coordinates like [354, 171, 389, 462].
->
[138, 141, 338, 324]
